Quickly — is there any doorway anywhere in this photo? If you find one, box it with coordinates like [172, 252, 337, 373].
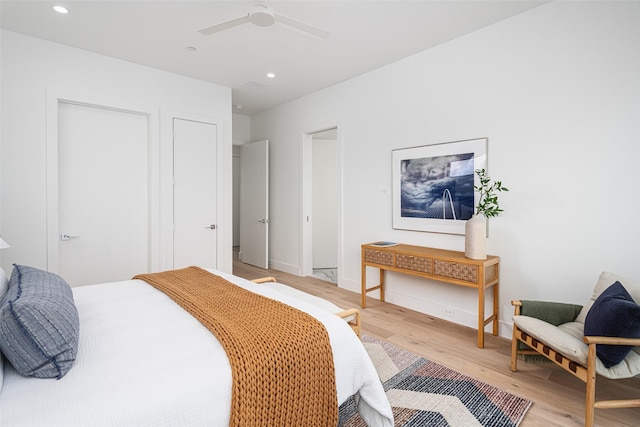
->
[301, 126, 340, 284]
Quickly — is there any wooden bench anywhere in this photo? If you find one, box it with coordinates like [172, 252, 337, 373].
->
[252, 277, 361, 337]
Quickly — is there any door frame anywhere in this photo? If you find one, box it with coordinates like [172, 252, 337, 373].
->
[45, 89, 159, 274]
[299, 121, 343, 280]
[161, 110, 224, 271]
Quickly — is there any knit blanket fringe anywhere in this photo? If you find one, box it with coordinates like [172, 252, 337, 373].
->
[134, 267, 338, 427]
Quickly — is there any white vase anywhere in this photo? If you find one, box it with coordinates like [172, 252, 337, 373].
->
[465, 214, 487, 260]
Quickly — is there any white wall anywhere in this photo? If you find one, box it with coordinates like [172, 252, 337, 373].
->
[250, 1, 640, 337]
[0, 30, 233, 274]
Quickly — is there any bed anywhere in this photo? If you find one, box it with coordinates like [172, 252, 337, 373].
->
[0, 265, 393, 426]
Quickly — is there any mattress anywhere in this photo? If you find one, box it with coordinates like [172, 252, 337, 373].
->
[0, 269, 393, 426]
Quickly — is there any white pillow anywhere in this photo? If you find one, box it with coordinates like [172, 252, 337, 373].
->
[575, 271, 640, 324]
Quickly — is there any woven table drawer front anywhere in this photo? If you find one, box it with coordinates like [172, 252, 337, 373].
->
[364, 249, 394, 266]
[434, 260, 478, 283]
[396, 254, 432, 274]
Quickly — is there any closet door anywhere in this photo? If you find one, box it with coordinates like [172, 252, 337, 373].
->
[57, 102, 149, 286]
[172, 118, 217, 269]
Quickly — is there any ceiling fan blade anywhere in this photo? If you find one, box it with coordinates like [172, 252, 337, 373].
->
[198, 15, 251, 36]
[274, 13, 330, 39]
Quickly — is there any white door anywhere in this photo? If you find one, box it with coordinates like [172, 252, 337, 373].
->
[173, 118, 217, 269]
[240, 140, 269, 269]
[58, 102, 149, 286]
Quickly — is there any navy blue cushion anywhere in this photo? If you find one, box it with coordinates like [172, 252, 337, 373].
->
[0, 265, 79, 379]
[584, 281, 640, 368]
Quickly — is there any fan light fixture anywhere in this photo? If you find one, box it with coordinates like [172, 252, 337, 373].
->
[198, 4, 329, 39]
[249, 5, 275, 27]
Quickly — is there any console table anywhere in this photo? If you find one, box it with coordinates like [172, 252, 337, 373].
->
[361, 243, 500, 348]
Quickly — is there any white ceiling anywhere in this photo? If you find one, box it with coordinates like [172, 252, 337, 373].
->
[0, 1, 547, 116]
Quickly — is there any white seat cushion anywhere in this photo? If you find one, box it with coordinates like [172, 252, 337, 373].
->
[513, 315, 640, 379]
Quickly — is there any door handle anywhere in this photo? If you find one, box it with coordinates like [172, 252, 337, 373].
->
[205, 224, 216, 229]
[258, 219, 269, 223]
[61, 233, 80, 241]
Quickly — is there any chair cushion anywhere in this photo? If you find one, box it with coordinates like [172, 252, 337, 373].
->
[584, 281, 640, 368]
[0, 265, 79, 379]
[575, 271, 640, 324]
[514, 315, 586, 363]
[520, 300, 582, 325]
[513, 315, 640, 379]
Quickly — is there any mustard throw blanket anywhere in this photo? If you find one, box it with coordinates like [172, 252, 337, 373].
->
[133, 267, 338, 426]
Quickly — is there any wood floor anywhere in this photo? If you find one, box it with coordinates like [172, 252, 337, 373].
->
[233, 257, 640, 426]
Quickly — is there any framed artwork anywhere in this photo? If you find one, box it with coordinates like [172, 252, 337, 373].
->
[392, 137, 487, 235]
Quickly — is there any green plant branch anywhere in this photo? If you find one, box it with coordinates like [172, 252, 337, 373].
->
[474, 168, 509, 218]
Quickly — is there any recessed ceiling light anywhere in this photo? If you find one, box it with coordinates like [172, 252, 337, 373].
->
[266, 73, 275, 79]
[53, 5, 69, 14]
[235, 104, 243, 109]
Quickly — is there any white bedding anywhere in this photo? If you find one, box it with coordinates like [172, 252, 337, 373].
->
[0, 269, 393, 426]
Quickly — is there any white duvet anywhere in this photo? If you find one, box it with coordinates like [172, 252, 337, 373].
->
[0, 269, 393, 426]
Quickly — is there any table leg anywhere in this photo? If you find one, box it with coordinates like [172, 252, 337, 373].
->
[478, 283, 485, 348]
[492, 282, 499, 336]
[379, 269, 385, 302]
[361, 263, 367, 308]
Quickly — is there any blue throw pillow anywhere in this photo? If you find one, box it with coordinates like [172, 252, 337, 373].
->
[0, 265, 79, 379]
[584, 281, 640, 368]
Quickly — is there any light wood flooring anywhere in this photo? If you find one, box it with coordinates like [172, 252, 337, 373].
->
[233, 257, 640, 426]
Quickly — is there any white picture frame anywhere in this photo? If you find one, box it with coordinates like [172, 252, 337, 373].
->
[392, 137, 487, 235]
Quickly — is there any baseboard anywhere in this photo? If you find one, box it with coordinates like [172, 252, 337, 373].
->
[268, 259, 300, 275]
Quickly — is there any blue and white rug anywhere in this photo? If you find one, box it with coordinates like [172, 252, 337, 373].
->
[339, 336, 532, 427]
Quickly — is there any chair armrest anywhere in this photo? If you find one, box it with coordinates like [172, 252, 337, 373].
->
[519, 300, 583, 326]
[511, 300, 523, 315]
[251, 276, 277, 284]
[584, 336, 640, 346]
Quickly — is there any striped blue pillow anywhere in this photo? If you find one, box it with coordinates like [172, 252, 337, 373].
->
[0, 265, 79, 379]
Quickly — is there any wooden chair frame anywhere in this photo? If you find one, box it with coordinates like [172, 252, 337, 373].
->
[511, 300, 640, 426]
[252, 277, 361, 337]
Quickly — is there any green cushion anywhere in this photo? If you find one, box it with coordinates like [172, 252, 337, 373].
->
[520, 300, 582, 326]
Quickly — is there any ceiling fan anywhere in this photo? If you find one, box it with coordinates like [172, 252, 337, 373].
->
[198, 4, 330, 39]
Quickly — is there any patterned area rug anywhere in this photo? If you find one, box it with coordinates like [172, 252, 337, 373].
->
[339, 336, 532, 427]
